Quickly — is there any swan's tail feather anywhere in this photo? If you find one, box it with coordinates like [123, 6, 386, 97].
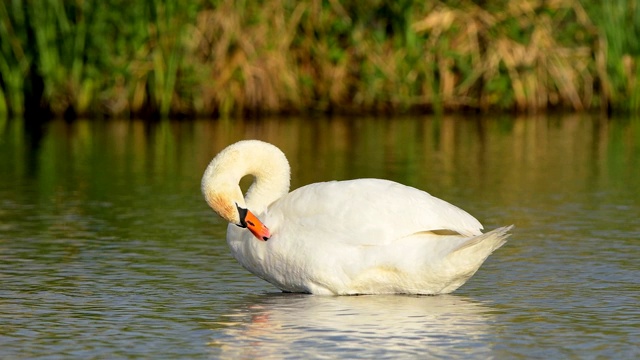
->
[452, 225, 513, 254]
[439, 225, 513, 293]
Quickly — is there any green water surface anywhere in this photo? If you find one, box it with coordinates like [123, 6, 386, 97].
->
[1, 115, 638, 358]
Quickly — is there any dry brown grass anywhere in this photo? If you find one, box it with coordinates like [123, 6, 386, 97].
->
[183, 0, 602, 115]
[412, 0, 600, 112]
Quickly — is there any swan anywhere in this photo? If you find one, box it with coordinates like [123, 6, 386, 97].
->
[202, 140, 512, 295]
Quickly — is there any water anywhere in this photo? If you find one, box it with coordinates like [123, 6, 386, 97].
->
[1, 115, 639, 358]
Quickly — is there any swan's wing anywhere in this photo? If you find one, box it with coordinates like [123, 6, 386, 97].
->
[267, 179, 483, 246]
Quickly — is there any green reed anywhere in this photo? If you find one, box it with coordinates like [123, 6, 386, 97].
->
[587, 0, 640, 112]
[0, 0, 197, 117]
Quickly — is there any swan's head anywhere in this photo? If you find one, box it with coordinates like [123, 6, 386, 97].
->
[202, 181, 272, 241]
[201, 140, 290, 241]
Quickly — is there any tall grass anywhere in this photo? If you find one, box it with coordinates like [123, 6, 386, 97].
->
[586, 0, 640, 112]
[0, 0, 197, 117]
[0, 0, 637, 118]
[413, 0, 600, 112]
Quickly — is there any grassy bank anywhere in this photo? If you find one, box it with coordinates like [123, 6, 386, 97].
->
[0, 0, 638, 118]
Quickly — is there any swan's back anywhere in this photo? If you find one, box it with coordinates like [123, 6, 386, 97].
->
[269, 178, 483, 246]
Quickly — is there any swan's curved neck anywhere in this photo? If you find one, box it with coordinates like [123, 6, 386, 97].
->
[202, 140, 291, 215]
[241, 150, 291, 212]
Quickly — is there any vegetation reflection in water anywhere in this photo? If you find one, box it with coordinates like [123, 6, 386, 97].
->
[0, 114, 638, 358]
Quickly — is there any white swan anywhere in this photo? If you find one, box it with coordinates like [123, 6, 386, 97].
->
[202, 140, 512, 295]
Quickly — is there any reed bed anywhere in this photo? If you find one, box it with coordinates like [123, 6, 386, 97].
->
[0, 0, 638, 118]
[588, 0, 640, 112]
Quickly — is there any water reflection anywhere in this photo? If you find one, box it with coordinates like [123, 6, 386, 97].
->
[2, 114, 638, 205]
[209, 294, 495, 358]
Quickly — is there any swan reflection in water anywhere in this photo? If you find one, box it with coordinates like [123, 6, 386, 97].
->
[207, 294, 497, 358]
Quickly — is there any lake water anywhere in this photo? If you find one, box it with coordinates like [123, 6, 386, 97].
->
[1, 114, 639, 358]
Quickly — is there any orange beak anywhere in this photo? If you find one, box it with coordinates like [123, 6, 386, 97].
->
[244, 210, 271, 241]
